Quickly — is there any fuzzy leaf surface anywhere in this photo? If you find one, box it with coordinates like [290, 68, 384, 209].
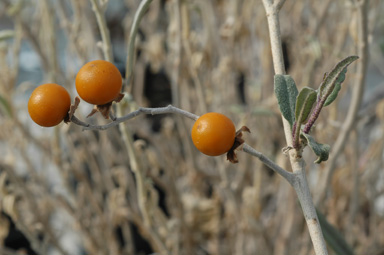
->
[318, 56, 359, 103]
[274, 75, 298, 128]
[301, 133, 330, 164]
[295, 87, 317, 125]
[323, 68, 347, 107]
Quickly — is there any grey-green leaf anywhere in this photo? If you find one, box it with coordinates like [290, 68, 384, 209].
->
[301, 133, 330, 164]
[295, 87, 317, 125]
[274, 75, 298, 128]
[323, 68, 346, 107]
[318, 56, 359, 102]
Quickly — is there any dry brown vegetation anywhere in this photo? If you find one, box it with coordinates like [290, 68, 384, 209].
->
[0, 0, 384, 254]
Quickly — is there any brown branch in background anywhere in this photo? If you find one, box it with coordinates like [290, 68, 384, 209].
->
[90, 0, 113, 62]
[180, 1, 208, 114]
[315, 0, 369, 206]
[96, 0, 171, 253]
[2, 164, 70, 255]
[125, 0, 153, 90]
[18, 20, 49, 72]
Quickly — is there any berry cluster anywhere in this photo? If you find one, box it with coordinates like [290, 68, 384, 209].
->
[28, 60, 122, 127]
[28, 61, 245, 160]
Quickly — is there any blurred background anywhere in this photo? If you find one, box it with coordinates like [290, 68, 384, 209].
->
[0, 0, 384, 254]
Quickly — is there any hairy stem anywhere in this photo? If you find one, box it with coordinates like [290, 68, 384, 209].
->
[303, 96, 327, 134]
[292, 121, 302, 150]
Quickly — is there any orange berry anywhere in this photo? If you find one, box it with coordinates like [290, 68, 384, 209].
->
[75, 60, 122, 105]
[191, 112, 236, 156]
[28, 83, 71, 127]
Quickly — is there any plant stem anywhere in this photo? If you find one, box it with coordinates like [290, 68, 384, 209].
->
[242, 144, 294, 184]
[125, 0, 153, 91]
[71, 105, 198, 130]
[292, 164, 328, 255]
[90, 0, 113, 62]
[262, 1, 328, 254]
[292, 121, 302, 150]
[303, 96, 327, 134]
[70, 105, 295, 181]
[262, 0, 286, 75]
[262, 0, 293, 147]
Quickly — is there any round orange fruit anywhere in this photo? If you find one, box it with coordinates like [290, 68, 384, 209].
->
[28, 83, 71, 127]
[191, 112, 236, 156]
[75, 60, 122, 105]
